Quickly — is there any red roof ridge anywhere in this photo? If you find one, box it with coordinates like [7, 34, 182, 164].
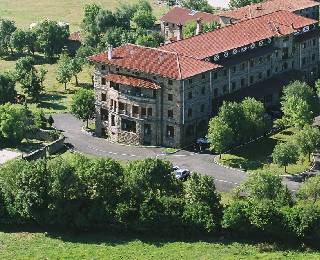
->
[160, 6, 216, 20]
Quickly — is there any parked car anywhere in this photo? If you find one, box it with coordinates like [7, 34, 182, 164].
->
[175, 169, 190, 181]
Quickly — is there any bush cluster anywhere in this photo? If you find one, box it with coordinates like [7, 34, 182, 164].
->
[1, 154, 320, 246]
[0, 155, 222, 234]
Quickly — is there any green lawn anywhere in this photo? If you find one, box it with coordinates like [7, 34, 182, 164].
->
[0, 0, 168, 31]
[218, 128, 312, 175]
[0, 229, 319, 259]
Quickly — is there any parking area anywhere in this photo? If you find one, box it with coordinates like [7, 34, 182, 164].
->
[0, 149, 21, 165]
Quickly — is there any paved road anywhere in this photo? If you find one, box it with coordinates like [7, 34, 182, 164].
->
[53, 113, 301, 192]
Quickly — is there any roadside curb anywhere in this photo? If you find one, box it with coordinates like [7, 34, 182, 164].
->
[213, 155, 246, 174]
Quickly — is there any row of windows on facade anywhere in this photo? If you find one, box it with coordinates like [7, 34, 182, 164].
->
[108, 99, 154, 118]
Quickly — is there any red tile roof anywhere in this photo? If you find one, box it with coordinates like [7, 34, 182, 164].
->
[160, 10, 317, 60]
[160, 6, 220, 25]
[105, 74, 160, 89]
[89, 44, 220, 80]
[219, 0, 319, 21]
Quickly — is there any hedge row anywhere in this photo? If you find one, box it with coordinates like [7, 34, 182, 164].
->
[0, 154, 320, 246]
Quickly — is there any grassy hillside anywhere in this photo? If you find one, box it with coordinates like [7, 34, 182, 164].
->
[0, 0, 168, 31]
[1, 229, 320, 259]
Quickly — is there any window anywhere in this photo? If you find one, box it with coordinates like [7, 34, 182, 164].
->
[302, 57, 306, 65]
[241, 78, 245, 87]
[153, 76, 157, 80]
[282, 62, 288, 70]
[188, 92, 192, 99]
[116, 68, 119, 72]
[267, 69, 271, 77]
[168, 79, 173, 85]
[232, 82, 236, 90]
[201, 87, 205, 95]
[250, 59, 254, 67]
[258, 57, 263, 64]
[188, 79, 193, 84]
[223, 70, 227, 76]
[223, 85, 227, 93]
[213, 72, 218, 79]
[201, 74, 206, 79]
[101, 78, 106, 85]
[167, 125, 174, 138]
[121, 119, 136, 133]
[187, 108, 192, 118]
[302, 43, 307, 49]
[101, 65, 106, 70]
[232, 66, 236, 73]
[144, 124, 151, 135]
[312, 53, 316, 61]
[258, 72, 262, 79]
[153, 90, 157, 99]
[313, 39, 317, 46]
[283, 36, 289, 42]
[119, 102, 125, 111]
[132, 105, 139, 116]
[101, 108, 108, 121]
[141, 107, 146, 116]
[111, 115, 115, 126]
[168, 109, 173, 118]
[147, 108, 152, 116]
[241, 63, 245, 70]
[200, 104, 205, 112]
[250, 76, 254, 84]
[101, 93, 106, 101]
[214, 88, 218, 97]
[168, 93, 173, 101]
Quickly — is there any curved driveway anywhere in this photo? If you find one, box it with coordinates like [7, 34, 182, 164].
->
[53, 113, 301, 192]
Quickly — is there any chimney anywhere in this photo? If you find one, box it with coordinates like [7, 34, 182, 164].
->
[107, 45, 113, 60]
[196, 18, 203, 35]
[177, 23, 183, 41]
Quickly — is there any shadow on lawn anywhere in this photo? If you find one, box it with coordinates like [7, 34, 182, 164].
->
[0, 224, 315, 251]
[38, 92, 67, 111]
[2, 53, 57, 65]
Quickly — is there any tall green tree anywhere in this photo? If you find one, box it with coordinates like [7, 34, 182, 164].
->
[15, 56, 42, 101]
[33, 20, 69, 58]
[229, 0, 264, 8]
[132, 9, 156, 30]
[10, 29, 27, 55]
[71, 88, 95, 128]
[272, 142, 299, 173]
[181, 0, 213, 12]
[294, 125, 320, 162]
[56, 53, 73, 90]
[207, 117, 233, 158]
[69, 58, 83, 86]
[24, 30, 37, 55]
[298, 175, 320, 203]
[0, 18, 16, 56]
[183, 21, 197, 39]
[0, 72, 16, 105]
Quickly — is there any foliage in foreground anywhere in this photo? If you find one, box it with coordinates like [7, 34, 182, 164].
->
[0, 155, 222, 234]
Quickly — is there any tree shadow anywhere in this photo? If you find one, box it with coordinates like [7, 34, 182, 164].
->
[0, 224, 316, 251]
[2, 53, 57, 65]
[78, 82, 93, 89]
[38, 93, 67, 111]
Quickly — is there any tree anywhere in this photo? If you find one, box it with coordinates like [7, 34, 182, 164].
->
[183, 173, 222, 232]
[280, 95, 313, 128]
[279, 81, 318, 128]
[181, 0, 213, 12]
[135, 32, 164, 47]
[298, 175, 320, 203]
[38, 67, 48, 88]
[24, 30, 37, 55]
[48, 115, 54, 127]
[10, 29, 27, 55]
[272, 142, 299, 173]
[203, 21, 219, 33]
[0, 72, 16, 105]
[34, 20, 69, 58]
[294, 125, 320, 162]
[0, 19, 16, 55]
[0, 103, 29, 143]
[132, 9, 156, 30]
[242, 97, 267, 139]
[56, 53, 73, 90]
[71, 88, 95, 128]
[207, 117, 233, 158]
[183, 21, 197, 39]
[15, 56, 42, 101]
[229, 0, 263, 8]
[69, 58, 83, 86]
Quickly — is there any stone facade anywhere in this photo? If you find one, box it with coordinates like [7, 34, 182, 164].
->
[93, 8, 320, 148]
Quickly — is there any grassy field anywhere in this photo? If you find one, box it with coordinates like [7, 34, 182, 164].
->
[0, 0, 168, 31]
[0, 228, 319, 259]
[218, 128, 312, 175]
